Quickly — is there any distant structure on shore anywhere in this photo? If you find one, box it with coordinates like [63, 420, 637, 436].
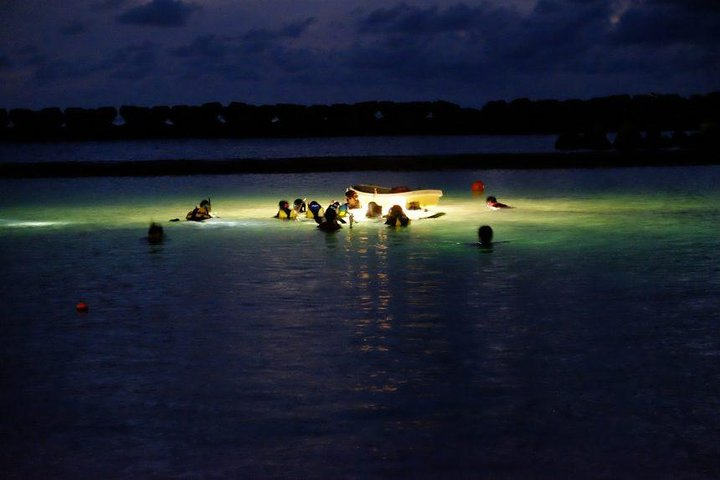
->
[1, 93, 718, 151]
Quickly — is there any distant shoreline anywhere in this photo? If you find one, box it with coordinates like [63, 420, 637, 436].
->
[0, 150, 717, 178]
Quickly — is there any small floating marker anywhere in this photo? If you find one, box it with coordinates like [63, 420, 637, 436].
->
[471, 180, 485, 192]
[76, 301, 89, 313]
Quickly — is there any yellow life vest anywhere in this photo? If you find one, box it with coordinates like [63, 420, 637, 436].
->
[306, 207, 324, 219]
[277, 209, 297, 220]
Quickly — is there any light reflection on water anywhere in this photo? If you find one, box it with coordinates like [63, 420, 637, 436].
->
[1, 166, 720, 478]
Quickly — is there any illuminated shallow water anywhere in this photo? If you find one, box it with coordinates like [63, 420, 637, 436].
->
[1, 166, 719, 479]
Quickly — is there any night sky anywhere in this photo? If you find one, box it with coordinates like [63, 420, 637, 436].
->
[1, 0, 718, 109]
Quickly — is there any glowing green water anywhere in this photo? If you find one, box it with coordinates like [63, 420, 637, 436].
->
[2, 167, 717, 249]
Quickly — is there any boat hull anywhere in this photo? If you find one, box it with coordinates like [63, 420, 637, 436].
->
[348, 185, 443, 217]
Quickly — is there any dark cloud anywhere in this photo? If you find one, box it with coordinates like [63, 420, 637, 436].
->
[488, 0, 611, 75]
[347, 36, 455, 82]
[527, 0, 610, 46]
[167, 16, 318, 76]
[267, 45, 332, 76]
[648, 0, 720, 10]
[349, 2, 523, 83]
[347, 0, 720, 90]
[565, 44, 707, 77]
[352, 1, 610, 63]
[93, 0, 129, 10]
[207, 63, 262, 82]
[4, 46, 48, 69]
[60, 21, 88, 36]
[32, 42, 158, 84]
[169, 41, 325, 84]
[612, 2, 720, 46]
[171, 52, 264, 82]
[2, 0, 717, 109]
[0, 55, 12, 70]
[165, 18, 330, 87]
[356, 2, 508, 36]
[280, 17, 317, 38]
[117, 0, 201, 27]
[169, 34, 228, 58]
[166, 35, 258, 81]
[241, 18, 316, 44]
[350, 2, 576, 80]
[35, 58, 103, 84]
[106, 41, 159, 79]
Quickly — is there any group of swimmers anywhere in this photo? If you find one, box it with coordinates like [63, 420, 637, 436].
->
[273, 189, 411, 231]
[180, 192, 509, 224]
[151, 192, 511, 245]
[175, 192, 412, 231]
[274, 198, 345, 231]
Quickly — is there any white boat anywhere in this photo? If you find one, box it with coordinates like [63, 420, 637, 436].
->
[346, 184, 443, 217]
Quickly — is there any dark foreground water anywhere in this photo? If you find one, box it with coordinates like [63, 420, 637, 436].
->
[1, 166, 719, 479]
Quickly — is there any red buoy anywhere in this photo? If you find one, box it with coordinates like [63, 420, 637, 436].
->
[471, 180, 485, 192]
[76, 301, 89, 313]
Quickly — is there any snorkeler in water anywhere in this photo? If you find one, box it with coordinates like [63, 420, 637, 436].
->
[327, 201, 348, 224]
[486, 196, 512, 210]
[366, 201, 383, 219]
[147, 222, 165, 243]
[293, 198, 307, 214]
[274, 199, 297, 220]
[186, 198, 213, 221]
[478, 225, 493, 247]
[345, 189, 361, 210]
[307, 201, 324, 224]
[385, 205, 410, 227]
[318, 205, 342, 232]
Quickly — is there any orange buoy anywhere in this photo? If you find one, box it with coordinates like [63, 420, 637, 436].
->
[76, 301, 89, 313]
[471, 180, 485, 192]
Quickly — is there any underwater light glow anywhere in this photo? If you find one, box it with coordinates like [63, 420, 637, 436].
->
[0, 220, 73, 228]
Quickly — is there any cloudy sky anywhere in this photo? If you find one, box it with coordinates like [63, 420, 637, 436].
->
[1, 0, 718, 109]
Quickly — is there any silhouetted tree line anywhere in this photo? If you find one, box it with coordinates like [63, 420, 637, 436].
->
[1, 93, 718, 151]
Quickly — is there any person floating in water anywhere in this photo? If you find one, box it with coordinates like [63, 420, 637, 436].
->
[327, 201, 349, 224]
[186, 198, 213, 221]
[306, 200, 324, 224]
[486, 196, 512, 210]
[385, 204, 410, 227]
[293, 198, 307, 215]
[147, 222, 164, 244]
[318, 204, 342, 232]
[478, 225, 493, 247]
[366, 201, 383, 219]
[345, 189, 361, 210]
[275, 199, 297, 220]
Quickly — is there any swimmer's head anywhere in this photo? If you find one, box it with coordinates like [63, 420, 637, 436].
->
[478, 225, 493, 245]
[389, 204, 404, 215]
[325, 207, 337, 221]
[148, 222, 164, 244]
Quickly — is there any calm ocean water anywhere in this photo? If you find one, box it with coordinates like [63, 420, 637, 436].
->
[1, 140, 719, 478]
